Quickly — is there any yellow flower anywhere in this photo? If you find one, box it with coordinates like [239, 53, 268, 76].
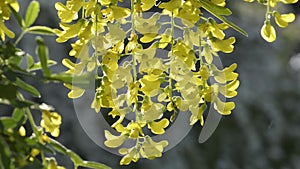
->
[159, 0, 182, 14]
[200, 64, 210, 80]
[102, 6, 130, 22]
[99, 0, 111, 6]
[189, 104, 206, 125]
[83, 0, 97, 17]
[69, 40, 85, 57]
[125, 33, 139, 53]
[208, 19, 226, 40]
[173, 41, 197, 70]
[78, 21, 93, 41]
[280, 0, 298, 4]
[29, 148, 40, 161]
[261, 21, 276, 43]
[0, 21, 15, 41]
[55, 20, 85, 43]
[158, 29, 172, 49]
[211, 0, 226, 6]
[0, 0, 19, 20]
[55, 0, 82, 23]
[218, 78, 240, 98]
[47, 158, 66, 169]
[177, 1, 201, 26]
[148, 118, 170, 134]
[64, 83, 85, 99]
[210, 37, 236, 53]
[18, 126, 26, 136]
[119, 147, 140, 165]
[140, 137, 168, 160]
[128, 81, 140, 105]
[142, 102, 165, 121]
[127, 122, 144, 139]
[102, 51, 119, 71]
[274, 12, 295, 28]
[212, 63, 238, 84]
[92, 77, 114, 108]
[140, 74, 162, 96]
[214, 97, 235, 115]
[104, 130, 128, 148]
[40, 111, 62, 137]
[140, 0, 156, 11]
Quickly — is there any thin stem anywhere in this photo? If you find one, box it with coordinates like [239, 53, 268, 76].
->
[198, 23, 203, 65]
[265, 0, 271, 21]
[131, 0, 139, 121]
[131, 0, 137, 82]
[81, 0, 85, 18]
[94, 13, 99, 80]
[17, 93, 38, 136]
[17, 92, 47, 165]
[49, 138, 112, 169]
[14, 30, 26, 46]
[41, 152, 47, 166]
[169, 13, 175, 101]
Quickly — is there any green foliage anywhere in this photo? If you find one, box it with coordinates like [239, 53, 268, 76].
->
[0, 0, 298, 168]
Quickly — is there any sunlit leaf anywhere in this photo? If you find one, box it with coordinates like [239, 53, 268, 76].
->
[15, 78, 41, 97]
[25, 1, 40, 28]
[28, 26, 56, 35]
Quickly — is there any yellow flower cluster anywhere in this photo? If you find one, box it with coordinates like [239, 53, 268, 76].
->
[54, 0, 252, 165]
[40, 110, 62, 137]
[245, 0, 297, 42]
[0, 0, 19, 41]
[47, 158, 66, 169]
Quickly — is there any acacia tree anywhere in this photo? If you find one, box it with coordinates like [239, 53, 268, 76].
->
[0, 0, 298, 168]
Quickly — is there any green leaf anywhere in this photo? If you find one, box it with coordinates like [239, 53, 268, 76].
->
[49, 73, 94, 89]
[26, 54, 34, 69]
[27, 26, 55, 36]
[200, 0, 232, 16]
[11, 100, 35, 108]
[7, 54, 22, 66]
[12, 108, 26, 123]
[8, 4, 24, 27]
[199, 0, 248, 36]
[15, 78, 41, 97]
[36, 37, 51, 76]
[48, 73, 73, 84]
[49, 138, 68, 154]
[0, 84, 17, 100]
[25, 1, 40, 28]
[0, 136, 11, 169]
[0, 117, 17, 130]
[20, 159, 43, 169]
[81, 161, 112, 169]
[28, 60, 57, 71]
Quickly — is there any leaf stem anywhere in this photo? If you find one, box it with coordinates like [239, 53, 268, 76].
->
[198, 23, 203, 65]
[131, 0, 140, 121]
[14, 30, 27, 46]
[265, 0, 271, 21]
[49, 138, 111, 169]
[16, 92, 47, 165]
[169, 13, 175, 101]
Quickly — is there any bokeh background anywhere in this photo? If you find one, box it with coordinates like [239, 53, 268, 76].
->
[5, 1, 300, 169]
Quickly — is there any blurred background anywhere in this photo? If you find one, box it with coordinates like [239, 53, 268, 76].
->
[6, 0, 300, 169]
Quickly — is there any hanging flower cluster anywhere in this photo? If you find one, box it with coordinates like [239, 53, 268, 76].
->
[54, 0, 296, 165]
[245, 0, 298, 42]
